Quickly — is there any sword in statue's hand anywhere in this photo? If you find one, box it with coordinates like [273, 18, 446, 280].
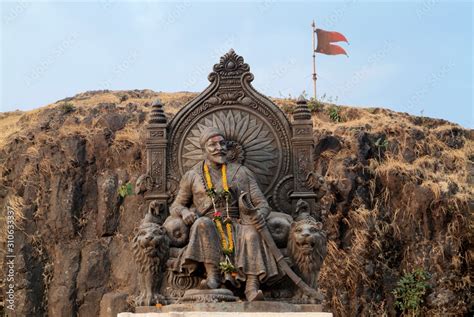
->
[238, 192, 323, 301]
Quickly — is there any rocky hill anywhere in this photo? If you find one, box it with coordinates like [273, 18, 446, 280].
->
[0, 90, 472, 316]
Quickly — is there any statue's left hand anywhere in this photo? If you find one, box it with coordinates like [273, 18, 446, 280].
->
[181, 208, 197, 225]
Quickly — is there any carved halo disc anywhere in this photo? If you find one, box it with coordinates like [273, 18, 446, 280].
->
[179, 108, 281, 194]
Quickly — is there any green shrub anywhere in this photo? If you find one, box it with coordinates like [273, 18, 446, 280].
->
[374, 137, 388, 150]
[328, 106, 341, 122]
[393, 268, 430, 316]
[60, 102, 76, 114]
[281, 103, 295, 114]
[118, 182, 133, 198]
[307, 98, 324, 113]
[374, 137, 389, 159]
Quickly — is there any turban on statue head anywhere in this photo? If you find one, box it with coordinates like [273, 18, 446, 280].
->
[199, 127, 225, 149]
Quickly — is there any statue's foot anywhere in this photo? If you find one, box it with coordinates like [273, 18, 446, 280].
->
[201, 263, 221, 289]
[245, 289, 264, 302]
[199, 276, 221, 289]
[245, 274, 264, 301]
[200, 276, 221, 289]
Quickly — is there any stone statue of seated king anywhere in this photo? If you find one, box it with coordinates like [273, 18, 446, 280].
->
[133, 126, 328, 305]
[131, 50, 328, 307]
[166, 126, 277, 301]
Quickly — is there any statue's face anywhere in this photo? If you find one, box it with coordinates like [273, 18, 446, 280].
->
[204, 135, 227, 165]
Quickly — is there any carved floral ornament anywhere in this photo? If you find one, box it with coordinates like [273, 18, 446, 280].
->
[213, 49, 250, 76]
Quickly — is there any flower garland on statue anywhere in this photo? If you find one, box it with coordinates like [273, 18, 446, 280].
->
[203, 163, 236, 273]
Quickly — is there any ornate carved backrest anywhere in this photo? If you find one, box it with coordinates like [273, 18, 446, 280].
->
[145, 49, 316, 215]
[167, 49, 292, 209]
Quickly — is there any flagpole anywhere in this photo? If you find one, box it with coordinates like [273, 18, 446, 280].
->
[312, 20, 317, 100]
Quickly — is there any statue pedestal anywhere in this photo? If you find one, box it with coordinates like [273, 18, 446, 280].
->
[118, 302, 332, 316]
[180, 289, 238, 302]
[119, 313, 331, 317]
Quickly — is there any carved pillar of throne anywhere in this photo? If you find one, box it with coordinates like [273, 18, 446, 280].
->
[290, 97, 318, 215]
[145, 100, 169, 215]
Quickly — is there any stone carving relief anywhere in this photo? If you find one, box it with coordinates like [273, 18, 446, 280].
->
[132, 208, 169, 306]
[133, 49, 328, 307]
[288, 217, 327, 302]
[151, 149, 164, 190]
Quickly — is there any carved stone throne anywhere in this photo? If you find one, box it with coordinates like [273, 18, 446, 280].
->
[135, 49, 326, 304]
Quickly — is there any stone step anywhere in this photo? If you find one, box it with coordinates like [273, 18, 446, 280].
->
[119, 302, 332, 317]
[119, 313, 332, 317]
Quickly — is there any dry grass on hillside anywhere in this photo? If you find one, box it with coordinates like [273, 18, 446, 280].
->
[0, 111, 24, 148]
[0, 90, 472, 316]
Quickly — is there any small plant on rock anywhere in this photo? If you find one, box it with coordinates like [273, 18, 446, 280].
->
[118, 182, 134, 198]
[60, 102, 76, 114]
[307, 97, 324, 113]
[281, 103, 295, 114]
[392, 268, 430, 316]
[374, 137, 389, 150]
[374, 137, 389, 159]
[328, 106, 342, 122]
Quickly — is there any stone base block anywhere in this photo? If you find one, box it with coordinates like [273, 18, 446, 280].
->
[119, 302, 332, 316]
[180, 289, 238, 303]
[119, 313, 332, 317]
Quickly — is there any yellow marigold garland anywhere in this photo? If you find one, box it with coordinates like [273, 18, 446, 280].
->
[226, 221, 233, 252]
[203, 162, 234, 256]
[213, 219, 234, 255]
[203, 163, 212, 188]
[222, 164, 229, 191]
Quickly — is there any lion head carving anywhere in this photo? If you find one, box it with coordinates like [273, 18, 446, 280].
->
[133, 222, 169, 272]
[132, 219, 170, 306]
[287, 217, 327, 291]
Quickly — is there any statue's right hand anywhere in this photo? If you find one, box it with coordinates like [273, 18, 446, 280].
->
[181, 209, 197, 226]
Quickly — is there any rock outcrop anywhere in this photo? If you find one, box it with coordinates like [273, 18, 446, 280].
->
[0, 90, 471, 316]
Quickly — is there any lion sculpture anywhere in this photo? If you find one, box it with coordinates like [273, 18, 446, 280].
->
[287, 216, 327, 300]
[132, 212, 170, 306]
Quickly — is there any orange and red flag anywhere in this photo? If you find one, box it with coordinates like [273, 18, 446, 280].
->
[315, 29, 349, 56]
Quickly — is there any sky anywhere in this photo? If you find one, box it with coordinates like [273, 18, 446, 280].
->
[1, 0, 472, 127]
